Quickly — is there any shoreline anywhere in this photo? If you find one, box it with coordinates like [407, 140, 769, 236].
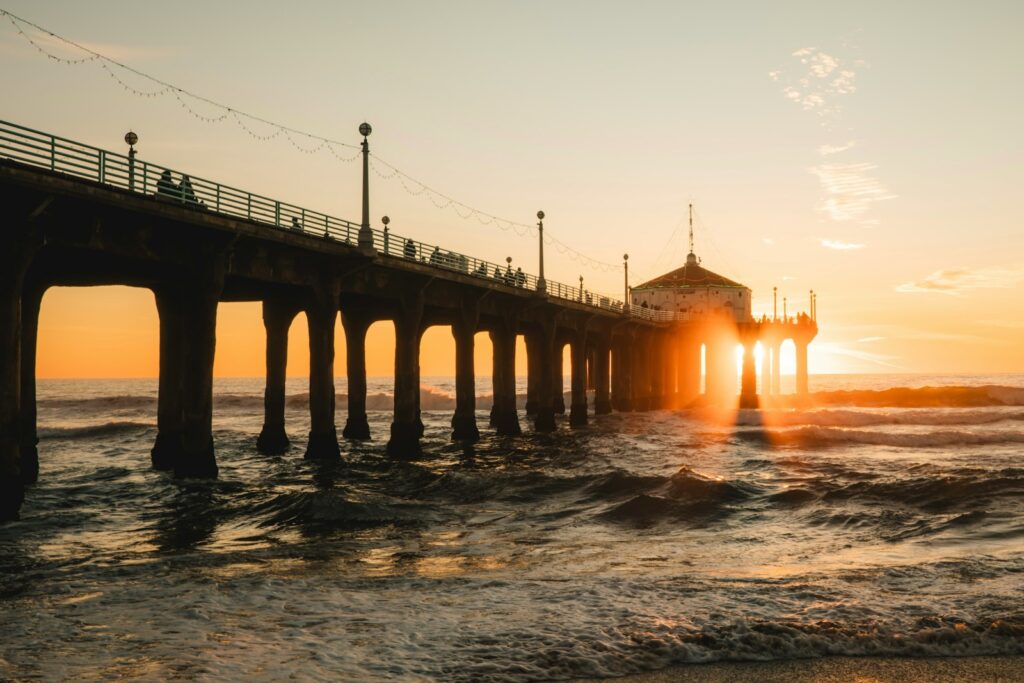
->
[569, 656, 1024, 683]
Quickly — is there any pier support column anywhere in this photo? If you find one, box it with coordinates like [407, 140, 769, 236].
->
[532, 323, 557, 431]
[739, 336, 758, 409]
[341, 310, 372, 440]
[771, 342, 782, 395]
[489, 320, 521, 436]
[257, 299, 299, 454]
[661, 334, 677, 409]
[569, 331, 588, 427]
[632, 332, 651, 411]
[305, 283, 340, 460]
[388, 294, 424, 456]
[594, 337, 612, 415]
[760, 341, 771, 397]
[151, 286, 185, 471]
[525, 334, 539, 416]
[451, 299, 480, 441]
[176, 258, 226, 479]
[678, 335, 701, 406]
[650, 334, 665, 410]
[795, 340, 809, 396]
[0, 233, 34, 521]
[611, 332, 633, 412]
[552, 343, 566, 415]
[19, 283, 43, 484]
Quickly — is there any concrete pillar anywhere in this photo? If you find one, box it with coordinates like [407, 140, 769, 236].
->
[611, 333, 633, 412]
[257, 299, 299, 454]
[388, 294, 424, 456]
[569, 331, 588, 427]
[552, 342, 566, 415]
[795, 340, 809, 395]
[632, 332, 651, 411]
[678, 335, 701, 406]
[341, 310, 372, 440]
[594, 338, 612, 415]
[760, 340, 771, 396]
[489, 322, 521, 436]
[771, 342, 782, 395]
[650, 334, 665, 410]
[451, 300, 480, 441]
[662, 334, 677, 409]
[525, 334, 539, 416]
[0, 235, 32, 521]
[305, 285, 340, 460]
[586, 348, 596, 391]
[176, 260, 225, 479]
[19, 283, 43, 485]
[532, 324, 557, 431]
[151, 286, 185, 471]
[740, 337, 758, 409]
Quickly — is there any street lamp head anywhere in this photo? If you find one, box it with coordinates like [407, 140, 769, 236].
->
[124, 131, 138, 147]
[623, 253, 629, 261]
[506, 256, 512, 264]
[537, 210, 545, 220]
[381, 215, 390, 226]
[358, 122, 372, 137]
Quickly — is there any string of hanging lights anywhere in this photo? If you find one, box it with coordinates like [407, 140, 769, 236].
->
[1, 8, 628, 275]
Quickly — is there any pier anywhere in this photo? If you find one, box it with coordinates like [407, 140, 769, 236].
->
[0, 120, 817, 521]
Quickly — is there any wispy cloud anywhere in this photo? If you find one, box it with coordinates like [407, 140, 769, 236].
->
[819, 141, 856, 156]
[975, 319, 1024, 330]
[896, 265, 1024, 296]
[770, 47, 862, 119]
[820, 238, 865, 250]
[809, 162, 896, 222]
[857, 336, 885, 343]
[815, 342, 904, 370]
[1, 23, 172, 62]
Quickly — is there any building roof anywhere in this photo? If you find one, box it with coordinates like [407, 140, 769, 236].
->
[634, 253, 748, 290]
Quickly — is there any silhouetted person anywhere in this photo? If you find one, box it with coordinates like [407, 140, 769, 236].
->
[429, 247, 441, 265]
[493, 266, 502, 280]
[515, 267, 525, 287]
[179, 175, 200, 206]
[157, 169, 177, 198]
[404, 238, 416, 259]
[291, 216, 302, 231]
[504, 265, 513, 285]
[474, 262, 487, 277]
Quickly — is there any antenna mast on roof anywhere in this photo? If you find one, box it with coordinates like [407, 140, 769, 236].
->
[688, 202, 694, 255]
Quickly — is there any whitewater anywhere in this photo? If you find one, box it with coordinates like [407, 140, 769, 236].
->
[1, 373, 1023, 681]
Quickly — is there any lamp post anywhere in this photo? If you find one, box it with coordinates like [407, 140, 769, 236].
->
[809, 290, 814, 322]
[124, 131, 138, 192]
[579, 275, 584, 302]
[382, 215, 390, 254]
[783, 297, 788, 321]
[357, 122, 374, 251]
[623, 253, 629, 313]
[536, 210, 546, 293]
[773, 286, 777, 322]
[505, 256, 512, 284]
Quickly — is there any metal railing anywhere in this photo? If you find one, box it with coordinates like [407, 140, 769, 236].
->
[0, 118, 681, 322]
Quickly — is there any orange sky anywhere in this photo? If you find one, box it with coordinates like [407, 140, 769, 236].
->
[9, 3, 1024, 378]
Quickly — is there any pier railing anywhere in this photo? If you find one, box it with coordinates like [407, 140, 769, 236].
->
[0, 119, 681, 321]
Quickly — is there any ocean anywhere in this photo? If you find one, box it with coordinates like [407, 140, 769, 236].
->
[2, 373, 1023, 681]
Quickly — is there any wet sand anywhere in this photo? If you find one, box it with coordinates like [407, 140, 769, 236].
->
[571, 656, 1024, 683]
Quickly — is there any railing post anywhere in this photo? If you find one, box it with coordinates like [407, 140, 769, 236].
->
[215, 185, 221, 212]
[50, 136, 56, 171]
[142, 161, 149, 193]
[274, 201, 281, 227]
[98, 150, 105, 183]
[247, 193, 252, 219]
